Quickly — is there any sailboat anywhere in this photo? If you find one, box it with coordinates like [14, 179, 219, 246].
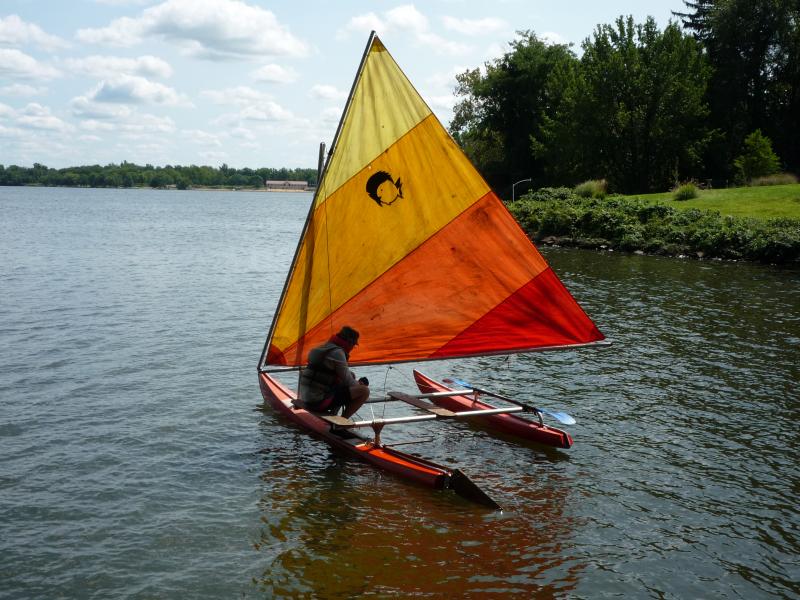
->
[257, 33, 607, 508]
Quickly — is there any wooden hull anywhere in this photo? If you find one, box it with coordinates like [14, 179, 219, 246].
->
[258, 372, 500, 507]
[413, 370, 573, 449]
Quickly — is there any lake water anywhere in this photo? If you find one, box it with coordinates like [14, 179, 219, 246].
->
[1, 186, 798, 599]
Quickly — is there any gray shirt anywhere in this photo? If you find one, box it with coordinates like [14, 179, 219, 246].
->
[297, 342, 356, 404]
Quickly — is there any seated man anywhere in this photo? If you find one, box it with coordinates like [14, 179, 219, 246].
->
[297, 326, 369, 419]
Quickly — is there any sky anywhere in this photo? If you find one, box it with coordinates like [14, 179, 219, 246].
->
[0, 0, 681, 169]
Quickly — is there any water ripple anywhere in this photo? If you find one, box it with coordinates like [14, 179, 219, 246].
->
[1, 188, 798, 599]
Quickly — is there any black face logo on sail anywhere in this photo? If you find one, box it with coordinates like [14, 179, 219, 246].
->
[366, 171, 403, 207]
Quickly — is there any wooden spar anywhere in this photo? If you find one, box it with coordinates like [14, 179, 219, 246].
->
[322, 413, 439, 429]
[364, 389, 474, 404]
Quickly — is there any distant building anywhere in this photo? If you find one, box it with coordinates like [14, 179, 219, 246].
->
[265, 180, 309, 191]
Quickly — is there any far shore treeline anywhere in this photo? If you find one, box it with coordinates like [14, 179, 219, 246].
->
[0, 162, 317, 190]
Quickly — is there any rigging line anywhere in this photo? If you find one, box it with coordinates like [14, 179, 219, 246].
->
[322, 188, 333, 340]
[380, 365, 398, 420]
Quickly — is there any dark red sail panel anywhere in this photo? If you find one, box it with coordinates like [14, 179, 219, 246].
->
[430, 268, 604, 359]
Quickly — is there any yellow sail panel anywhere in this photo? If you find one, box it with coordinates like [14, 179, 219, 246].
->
[268, 210, 332, 363]
[270, 114, 490, 363]
[314, 37, 432, 208]
[325, 115, 489, 310]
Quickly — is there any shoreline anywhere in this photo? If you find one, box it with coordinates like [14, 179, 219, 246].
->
[0, 183, 314, 192]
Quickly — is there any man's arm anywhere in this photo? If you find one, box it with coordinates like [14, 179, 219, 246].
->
[329, 348, 356, 386]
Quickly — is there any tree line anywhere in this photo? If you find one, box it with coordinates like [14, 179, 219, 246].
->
[0, 162, 318, 189]
[451, 1, 799, 195]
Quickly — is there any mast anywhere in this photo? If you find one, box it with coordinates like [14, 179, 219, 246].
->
[258, 32, 377, 371]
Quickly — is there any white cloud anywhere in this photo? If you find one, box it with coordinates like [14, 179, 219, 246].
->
[0, 123, 23, 137]
[203, 85, 293, 124]
[321, 106, 342, 123]
[16, 103, 72, 132]
[251, 63, 297, 84]
[85, 75, 190, 106]
[441, 16, 508, 36]
[540, 31, 568, 46]
[199, 149, 228, 162]
[70, 95, 133, 119]
[229, 126, 256, 140]
[386, 5, 429, 32]
[0, 83, 45, 97]
[93, 0, 152, 5]
[0, 102, 15, 118]
[0, 14, 69, 51]
[119, 113, 176, 134]
[339, 5, 469, 56]
[426, 94, 456, 110]
[78, 112, 175, 138]
[336, 12, 385, 40]
[77, 0, 309, 60]
[239, 103, 293, 121]
[182, 129, 222, 147]
[310, 84, 346, 101]
[76, 17, 143, 47]
[202, 85, 269, 106]
[0, 48, 61, 80]
[65, 55, 173, 79]
[80, 119, 117, 132]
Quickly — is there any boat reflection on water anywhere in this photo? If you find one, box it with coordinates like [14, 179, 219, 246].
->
[252, 415, 583, 598]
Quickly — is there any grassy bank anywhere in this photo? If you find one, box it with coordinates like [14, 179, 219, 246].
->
[509, 186, 800, 264]
[626, 184, 800, 220]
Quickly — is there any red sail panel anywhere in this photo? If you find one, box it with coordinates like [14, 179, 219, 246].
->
[430, 268, 604, 358]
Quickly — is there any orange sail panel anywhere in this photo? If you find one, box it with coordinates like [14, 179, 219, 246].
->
[264, 34, 604, 367]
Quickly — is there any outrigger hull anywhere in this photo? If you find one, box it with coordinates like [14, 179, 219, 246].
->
[258, 372, 500, 508]
[413, 370, 573, 449]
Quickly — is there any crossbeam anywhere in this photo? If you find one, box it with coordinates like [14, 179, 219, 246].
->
[365, 389, 474, 404]
[320, 391, 526, 431]
[389, 390, 524, 419]
[451, 406, 524, 418]
[321, 413, 438, 429]
[388, 391, 454, 416]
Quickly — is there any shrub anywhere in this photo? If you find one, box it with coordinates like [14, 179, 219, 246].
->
[673, 182, 698, 201]
[574, 179, 608, 199]
[750, 173, 798, 186]
[522, 187, 577, 203]
[507, 193, 800, 263]
[734, 129, 781, 183]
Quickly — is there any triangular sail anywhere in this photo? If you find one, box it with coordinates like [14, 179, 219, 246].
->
[260, 33, 604, 369]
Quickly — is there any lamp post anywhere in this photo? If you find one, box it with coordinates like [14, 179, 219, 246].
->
[512, 178, 532, 202]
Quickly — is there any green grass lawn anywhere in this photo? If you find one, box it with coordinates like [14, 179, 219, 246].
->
[625, 183, 800, 220]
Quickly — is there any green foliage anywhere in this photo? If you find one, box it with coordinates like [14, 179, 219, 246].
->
[734, 130, 781, 183]
[574, 179, 607, 198]
[511, 188, 800, 263]
[675, 0, 800, 180]
[450, 31, 579, 191]
[537, 17, 711, 193]
[0, 162, 317, 189]
[673, 183, 699, 201]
